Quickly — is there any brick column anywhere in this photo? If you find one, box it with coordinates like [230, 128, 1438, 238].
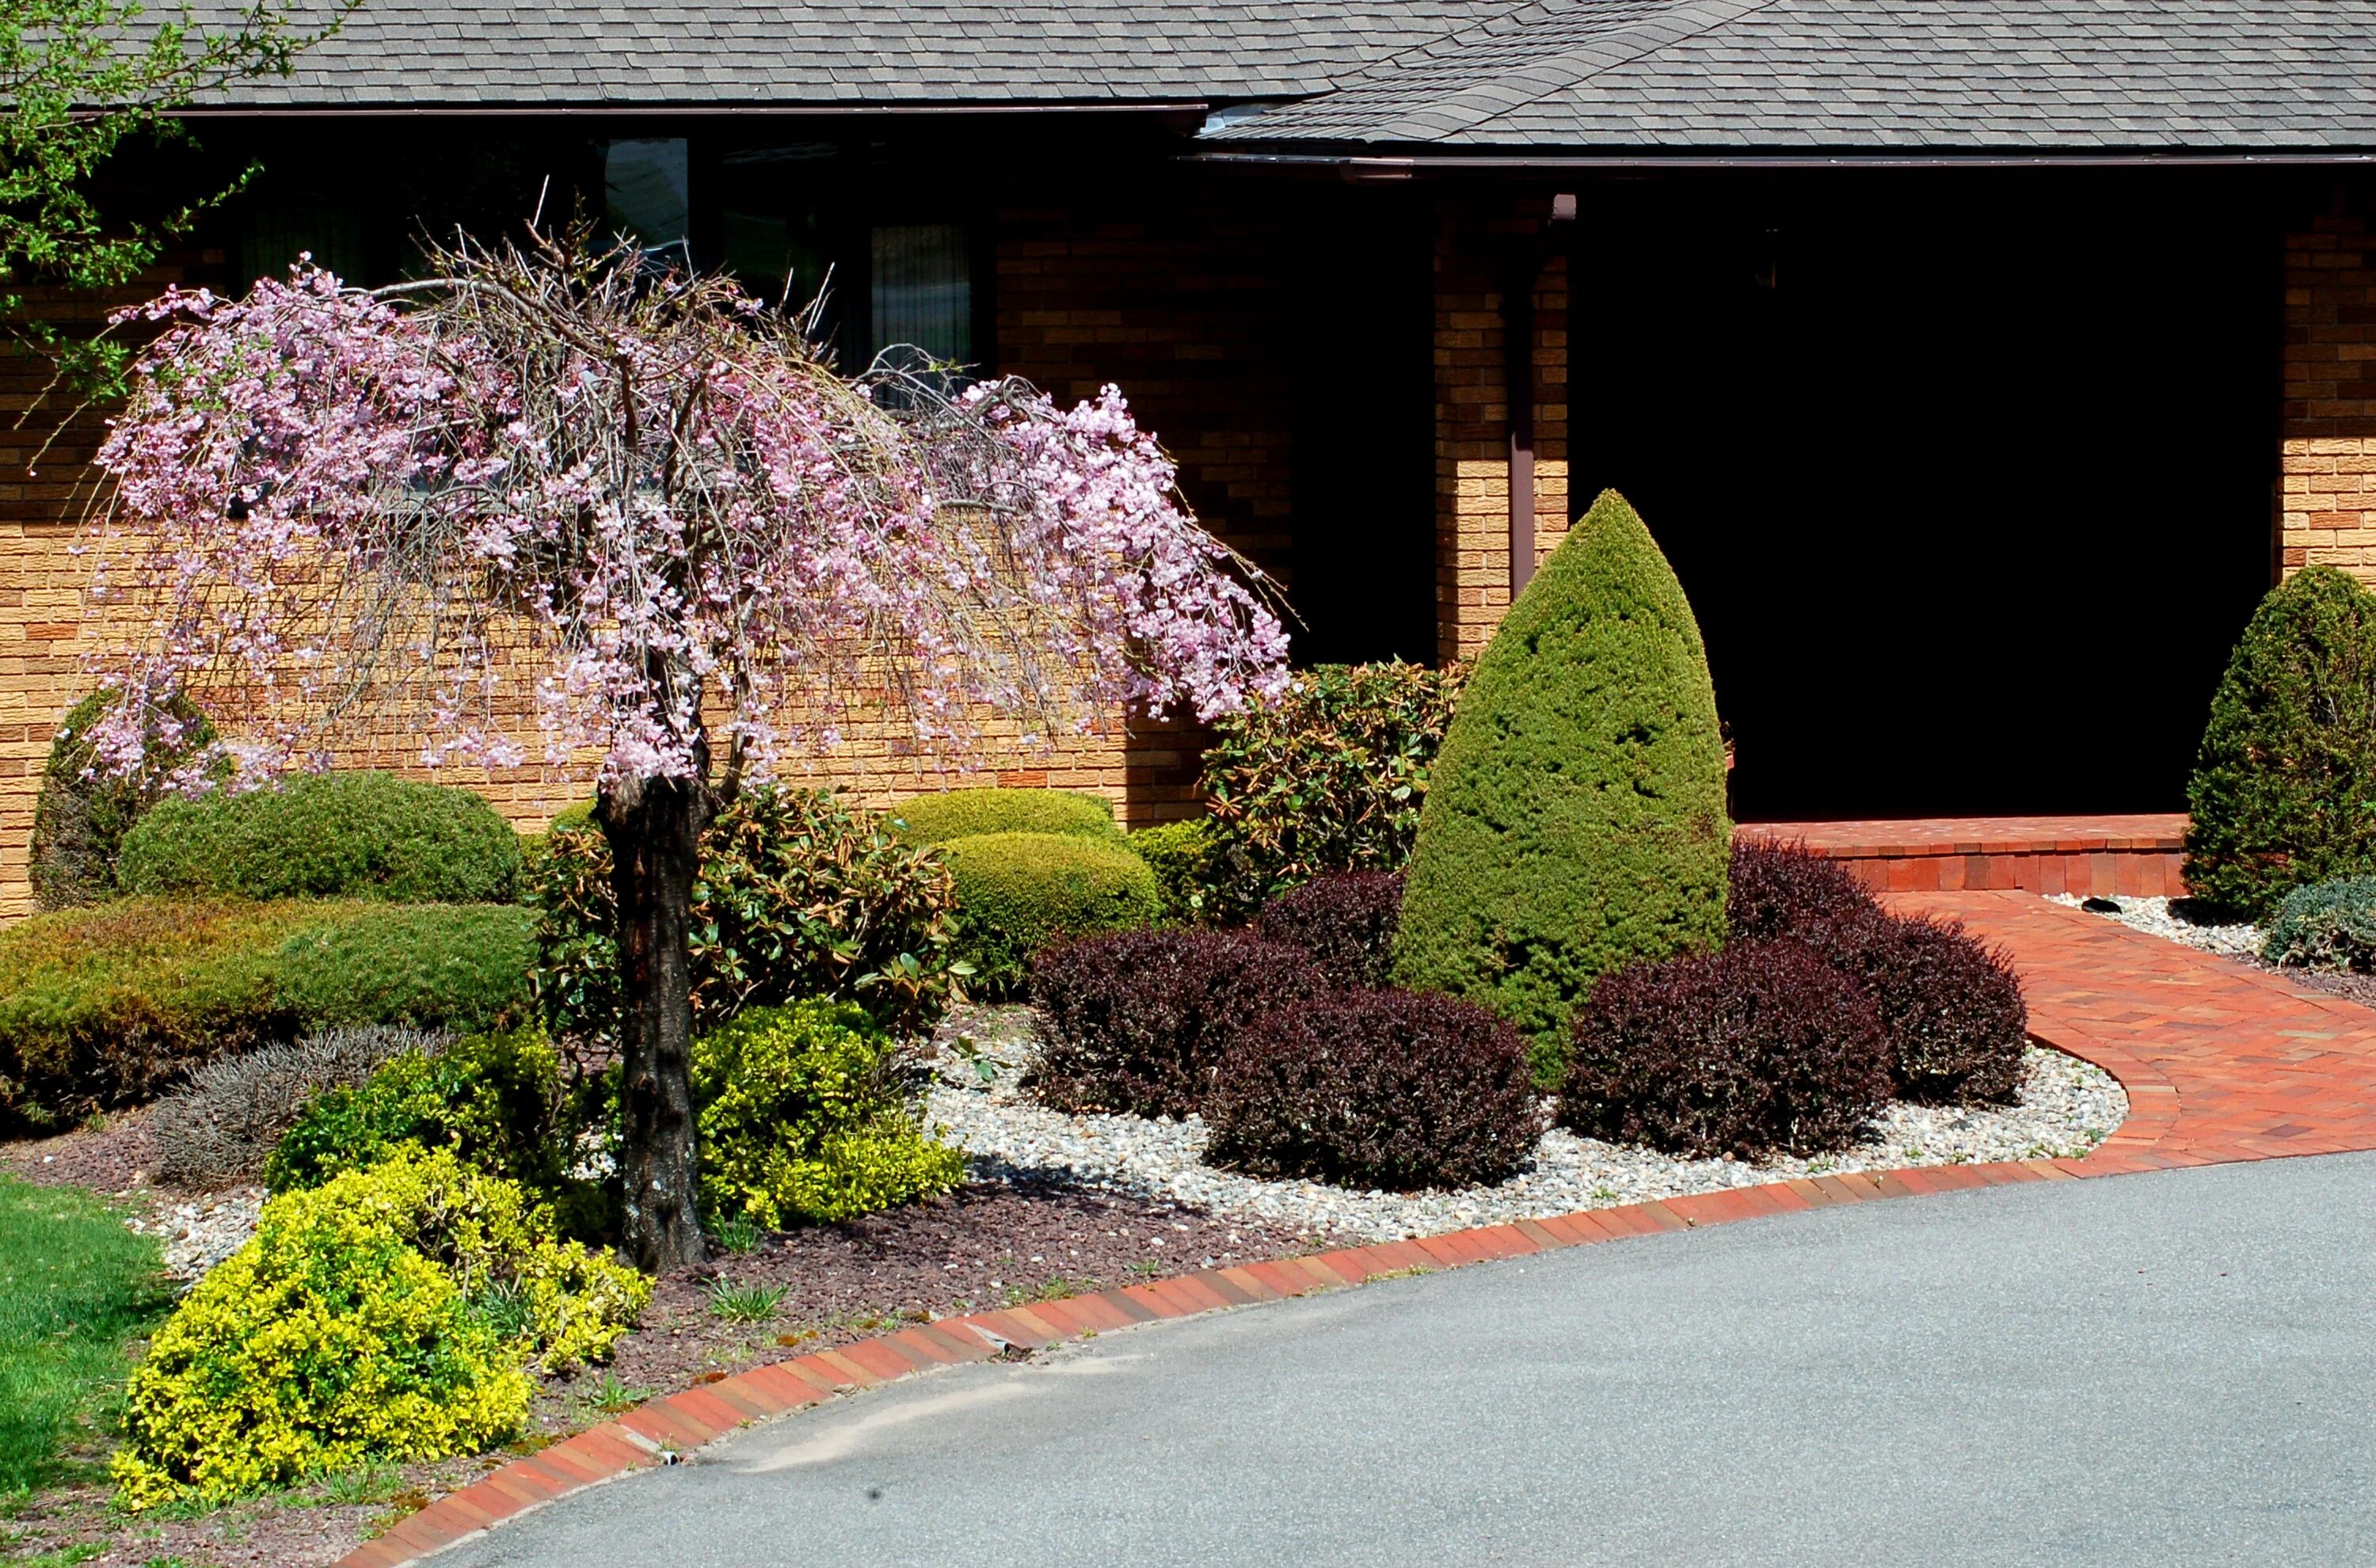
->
[2283, 205, 2376, 578]
[1433, 198, 1569, 664]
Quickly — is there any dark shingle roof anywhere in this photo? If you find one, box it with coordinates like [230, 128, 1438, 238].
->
[1202, 0, 2376, 150]
[207, 1, 1517, 108]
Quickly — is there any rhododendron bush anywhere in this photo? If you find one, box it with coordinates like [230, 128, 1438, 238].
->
[82, 229, 1288, 1266]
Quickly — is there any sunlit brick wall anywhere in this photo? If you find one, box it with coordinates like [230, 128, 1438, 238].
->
[2283, 204, 2376, 579]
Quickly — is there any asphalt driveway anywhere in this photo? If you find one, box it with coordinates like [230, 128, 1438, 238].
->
[445, 1152, 2376, 1567]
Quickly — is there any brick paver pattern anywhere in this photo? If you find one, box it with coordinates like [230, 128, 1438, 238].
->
[337, 892, 2376, 1568]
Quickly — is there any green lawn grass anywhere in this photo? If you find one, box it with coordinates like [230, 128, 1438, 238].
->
[0, 1173, 169, 1500]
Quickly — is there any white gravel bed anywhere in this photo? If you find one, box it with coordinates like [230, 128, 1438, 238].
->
[125, 1186, 264, 1284]
[2048, 892, 2264, 959]
[926, 1022, 2128, 1244]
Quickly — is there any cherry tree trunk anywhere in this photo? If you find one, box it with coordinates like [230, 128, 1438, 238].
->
[602, 774, 710, 1273]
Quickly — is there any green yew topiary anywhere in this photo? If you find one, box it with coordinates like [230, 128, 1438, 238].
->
[118, 771, 522, 905]
[939, 831, 1166, 995]
[888, 786, 1121, 847]
[1391, 489, 1730, 1057]
[2184, 566, 2376, 919]
[272, 904, 535, 1037]
[28, 689, 216, 911]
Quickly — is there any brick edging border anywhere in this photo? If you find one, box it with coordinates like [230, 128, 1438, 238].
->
[336, 1013, 2252, 1568]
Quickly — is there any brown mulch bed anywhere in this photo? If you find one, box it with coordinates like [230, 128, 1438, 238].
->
[0, 1105, 157, 1195]
[2256, 961, 2376, 1010]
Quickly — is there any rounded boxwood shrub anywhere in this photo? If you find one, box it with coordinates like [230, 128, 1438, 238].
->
[265, 1029, 564, 1195]
[1393, 489, 1731, 1053]
[939, 831, 1165, 996]
[118, 771, 523, 905]
[273, 903, 534, 1036]
[1563, 939, 1893, 1159]
[528, 785, 960, 1045]
[1028, 928, 1323, 1119]
[1199, 660, 1466, 920]
[29, 689, 215, 911]
[889, 787, 1121, 847]
[691, 999, 965, 1228]
[1252, 871, 1403, 991]
[1205, 989, 1541, 1191]
[2185, 565, 2376, 919]
[1131, 816, 1215, 923]
[112, 1146, 647, 1510]
[2262, 875, 2376, 971]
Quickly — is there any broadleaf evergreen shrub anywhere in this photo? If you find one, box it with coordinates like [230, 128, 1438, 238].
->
[1200, 660, 1464, 920]
[1563, 940, 1893, 1159]
[1027, 928, 1322, 1118]
[119, 771, 522, 904]
[272, 904, 534, 1035]
[2262, 875, 2376, 971]
[527, 785, 961, 1045]
[112, 1147, 646, 1509]
[691, 1000, 965, 1228]
[2185, 565, 2376, 919]
[29, 689, 215, 911]
[264, 1029, 565, 1195]
[1392, 490, 1731, 1054]
[1252, 872, 1403, 991]
[889, 787, 1121, 846]
[1205, 989, 1540, 1190]
[939, 831, 1164, 996]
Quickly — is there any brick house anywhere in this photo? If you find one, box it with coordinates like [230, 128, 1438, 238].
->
[3, 0, 2374, 915]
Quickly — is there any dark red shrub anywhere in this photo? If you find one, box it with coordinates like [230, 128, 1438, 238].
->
[1563, 939, 1893, 1159]
[1026, 929, 1322, 1118]
[1815, 913, 2028, 1104]
[1727, 839, 1879, 942]
[1205, 988, 1542, 1191]
[1251, 872, 1403, 991]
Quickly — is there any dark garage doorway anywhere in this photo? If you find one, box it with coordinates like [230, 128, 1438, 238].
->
[1571, 171, 2281, 822]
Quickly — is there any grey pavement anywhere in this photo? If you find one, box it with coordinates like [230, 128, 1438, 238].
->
[448, 1154, 2376, 1567]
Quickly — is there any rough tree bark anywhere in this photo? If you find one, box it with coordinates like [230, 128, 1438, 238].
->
[600, 768, 714, 1273]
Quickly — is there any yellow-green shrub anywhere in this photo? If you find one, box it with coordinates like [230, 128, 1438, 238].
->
[889, 786, 1121, 847]
[939, 831, 1165, 995]
[112, 1147, 647, 1509]
[693, 1000, 965, 1228]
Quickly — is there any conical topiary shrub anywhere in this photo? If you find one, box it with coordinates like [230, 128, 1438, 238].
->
[1392, 489, 1730, 1061]
[2185, 565, 2376, 919]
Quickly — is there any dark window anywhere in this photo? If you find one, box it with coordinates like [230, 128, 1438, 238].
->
[604, 139, 690, 261]
[869, 223, 972, 375]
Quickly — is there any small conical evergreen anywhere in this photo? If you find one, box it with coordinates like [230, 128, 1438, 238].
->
[1392, 489, 1730, 1060]
[2185, 565, 2376, 918]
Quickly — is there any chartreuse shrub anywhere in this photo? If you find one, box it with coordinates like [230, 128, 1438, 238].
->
[118, 770, 523, 905]
[265, 1030, 563, 1195]
[1130, 817, 1215, 923]
[112, 1147, 646, 1509]
[889, 787, 1122, 847]
[1200, 660, 1464, 920]
[528, 785, 960, 1045]
[2263, 875, 2376, 972]
[29, 688, 215, 911]
[938, 832, 1165, 995]
[691, 1001, 964, 1228]
[1393, 490, 1730, 1060]
[2186, 566, 2376, 919]
[272, 903, 534, 1034]
[0, 1174, 169, 1496]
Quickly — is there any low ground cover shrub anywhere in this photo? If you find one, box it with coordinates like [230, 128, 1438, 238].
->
[2262, 875, 2376, 971]
[691, 1000, 965, 1228]
[889, 787, 1121, 847]
[119, 771, 523, 905]
[1396, 491, 1731, 1055]
[1028, 928, 1321, 1118]
[529, 785, 959, 1045]
[939, 831, 1164, 995]
[29, 689, 215, 911]
[1205, 989, 1540, 1190]
[1130, 816, 1214, 923]
[2186, 565, 2376, 919]
[1252, 871, 1403, 991]
[113, 1147, 646, 1509]
[1563, 940, 1893, 1159]
[272, 903, 534, 1035]
[265, 1029, 564, 1195]
[150, 1024, 445, 1189]
[0, 1174, 169, 1496]
[1200, 660, 1464, 921]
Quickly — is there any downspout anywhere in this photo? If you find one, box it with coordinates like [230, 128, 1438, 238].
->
[1502, 192, 1576, 599]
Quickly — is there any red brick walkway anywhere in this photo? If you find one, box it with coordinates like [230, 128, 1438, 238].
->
[339, 892, 2376, 1568]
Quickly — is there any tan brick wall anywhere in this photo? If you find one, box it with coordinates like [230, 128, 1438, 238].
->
[1433, 197, 1569, 664]
[2283, 206, 2376, 577]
